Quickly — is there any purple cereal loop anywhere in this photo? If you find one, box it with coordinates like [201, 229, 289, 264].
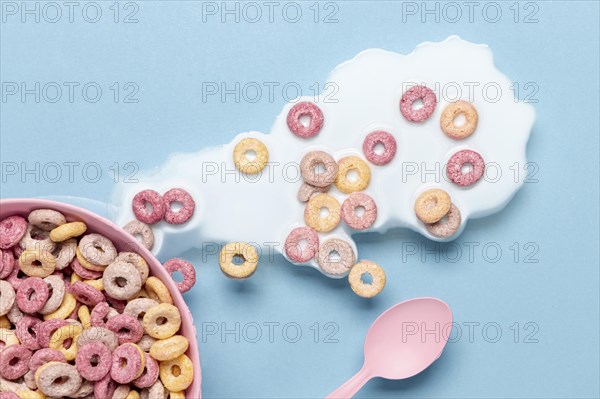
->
[341, 192, 378, 230]
[0, 248, 15, 279]
[16, 276, 50, 313]
[37, 319, 69, 348]
[400, 84, 437, 122]
[123, 220, 154, 250]
[163, 188, 196, 225]
[287, 101, 324, 138]
[15, 316, 41, 350]
[362, 130, 397, 166]
[446, 149, 485, 187]
[70, 256, 103, 279]
[75, 341, 112, 381]
[110, 343, 144, 384]
[163, 258, 196, 293]
[0, 215, 27, 249]
[132, 190, 166, 225]
[284, 227, 319, 263]
[29, 348, 66, 371]
[133, 352, 159, 389]
[426, 203, 462, 238]
[70, 281, 104, 307]
[0, 344, 32, 379]
[106, 314, 144, 344]
[91, 302, 113, 328]
[94, 372, 118, 399]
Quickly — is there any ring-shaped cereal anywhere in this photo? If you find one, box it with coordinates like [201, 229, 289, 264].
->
[78, 233, 117, 266]
[400, 84, 437, 122]
[168, 391, 186, 399]
[70, 256, 102, 279]
[75, 341, 112, 381]
[218, 242, 259, 279]
[163, 258, 196, 293]
[158, 354, 194, 392]
[29, 348, 66, 372]
[39, 275, 65, 315]
[0, 215, 28, 249]
[124, 298, 159, 323]
[297, 182, 329, 202]
[70, 281, 104, 306]
[446, 149, 485, 187]
[335, 156, 371, 194]
[362, 130, 397, 166]
[28, 209, 66, 232]
[76, 326, 119, 351]
[49, 221, 87, 242]
[233, 138, 269, 175]
[15, 316, 41, 350]
[133, 353, 159, 389]
[287, 101, 324, 138]
[91, 302, 115, 328]
[44, 291, 77, 321]
[348, 260, 387, 298]
[103, 261, 143, 301]
[137, 334, 157, 352]
[16, 277, 49, 313]
[106, 314, 144, 344]
[149, 335, 189, 362]
[143, 380, 165, 399]
[163, 188, 196, 225]
[18, 248, 56, 278]
[53, 238, 77, 270]
[440, 100, 478, 139]
[110, 343, 146, 384]
[116, 252, 149, 285]
[0, 280, 15, 316]
[37, 319, 68, 348]
[75, 247, 106, 272]
[284, 226, 319, 263]
[143, 303, 181, 340]
[300, 151, 338, 188]
[0, 345, 31, 380]
[123, 221, 154, 250]
[49, 324, 83, 361]
[414, 189, 452, 224]
[19, 225, 56, 253]
[341, 192, 378, 230]
[0, 248, 15, 279]
[304, 193, 341, 233]
[35, 361, 82, 397]
[425, 203, 462, 238]
[317, 238, 356, 276]
[132, 190, 166, 225]
[144, 277, 173, 304]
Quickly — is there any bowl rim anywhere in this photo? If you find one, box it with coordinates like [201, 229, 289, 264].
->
[0, 198, 202, 398]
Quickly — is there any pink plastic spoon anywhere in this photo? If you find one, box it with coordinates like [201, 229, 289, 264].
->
[326, 297, 452, 398]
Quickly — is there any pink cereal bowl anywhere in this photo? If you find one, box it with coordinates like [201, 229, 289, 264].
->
[0, 198, 202, 398]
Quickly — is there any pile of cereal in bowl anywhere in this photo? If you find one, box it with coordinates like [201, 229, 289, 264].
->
[0, 207, 196, 399]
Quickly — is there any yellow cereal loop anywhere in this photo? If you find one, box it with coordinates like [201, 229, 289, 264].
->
[233, 137, 269, 174]
[414, 188, 452, 224]
[44, 292, 76, 320]
[78, 305, 91, 329]
[143, 303, 181, 340]
[159, 354, 194, 392]
[219, 242, 259, 279]
[83, 278, 104, 291]
[335, 156, 371, 193]
[49, 221, 87, 242]
[304, 193, 341, 233]
[125, 391, 141, 399]
[0, 315, 11, 329]
[17, 389, 46, 399]
[0, 328, 20, 347]
[149, 335, 189, 361]
[76, 247, 106, 272]
[19, 248, 56, 278]
[145, 277, 173, 304]
[49, 324, 83, 361]
[169, 392, 185, 399]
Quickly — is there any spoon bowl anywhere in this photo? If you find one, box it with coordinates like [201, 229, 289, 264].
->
[326, 297, 452, 398]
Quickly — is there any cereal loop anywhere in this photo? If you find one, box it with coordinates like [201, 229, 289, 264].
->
[70, 281, 104, 307]
[149, 335, 189, 362]
[28, 209, 66, 232]
[15, 316, 41, 350]
[75, 247, 106, 272]
[362, 130, 397, 166]
[300, 151, 338, 188]
[132, 190, 166, 225]
[143, 303, 181, 340]
[103, 261, 143, 301]
[78, 233, 117, 266]
[133, 353, 159, 389]
[440, 100, 478, 139]
[16, 277, 50, 313]
[163, 258, 196, 293]
[287, 101, 324, 138]
[144, 277, 173, 304]
[348, 260, 387, 298]
[49, 324, 83, 361]
[39, 275, 66, 315]
[400, 84, 437, 122]
[317, 238, 356, 276]
[426, 203, 462, 238]
[35, 361, 82, 397]
[124, 221, 155, 250]
[18, 248, 56, 278]
[284, 227, 319, 263]
[106, 314, 144, 344]
[414, 189, 452, 224]
[49, 222, 87, 242]
[233, 138, 269, 175]
[111, 343, 146, 384]
[0, 345, 31, 379]
[158, 354, 193, 392]
[341, 192, 378, 230]
[75, 341, 112, 381]
[446, 149, 485, 187]
[43, 292, 76, 320]
[0, 248, 15, 279]
[297, 182, 329, 202]
[335, 156, 371, 194]
[304, 193, 341, 233]
[0, 216, 28, 249]
[218, 242, 259, 279]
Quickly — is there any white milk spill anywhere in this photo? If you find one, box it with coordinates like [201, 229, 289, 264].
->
[110, 36, 535, 278]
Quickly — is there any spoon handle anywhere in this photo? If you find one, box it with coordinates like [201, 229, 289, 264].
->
[325, 366, 372, 398]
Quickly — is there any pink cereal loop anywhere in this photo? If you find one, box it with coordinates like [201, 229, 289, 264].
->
[446, 149, 485, 187]
[362, 130, 397, 166]
[16, 277, 50, 313]
[400, 84, 437, 122]
[70, 281, 104, 307]
[29, 348, 66, 371]
[91, 301, 113, 328]
[0, 215, 28, 249]
[94, 372, 118, 399]
[163, 188, 196, 225]
[70, 256, 103, 279]
[284, 227, 319, 263]
[37, 319, 69, 348]
[132, 190, 166, 225]
[110, 343, 144, 384]
[341, 192, 378, 230]
[133, 352, 159, 389]
[15, 316, 42, 350]
[75, 341, 112, 381]
[163, 258, 196, 293]
[0, 248, 15, 279]
[106, 314, 144, 344]
[0, 344, 32, 380]
[286, 101, 324, 138]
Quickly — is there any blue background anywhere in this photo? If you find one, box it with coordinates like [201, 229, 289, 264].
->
[1, 1, 599, 397]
